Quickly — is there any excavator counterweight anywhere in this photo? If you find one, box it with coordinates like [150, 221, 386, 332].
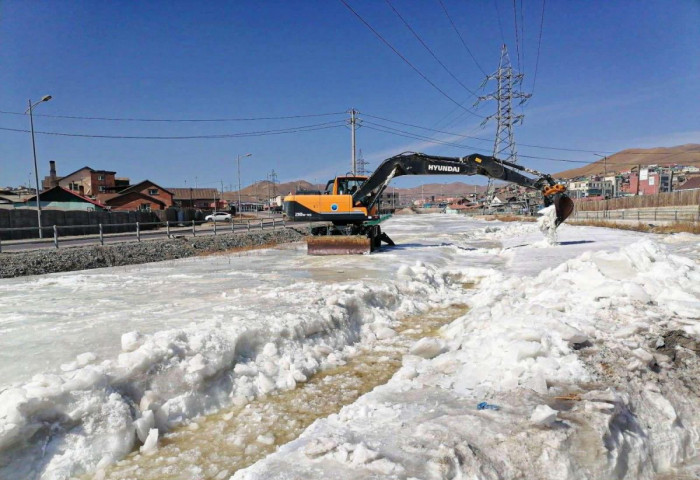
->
[284, 152, 573, 255]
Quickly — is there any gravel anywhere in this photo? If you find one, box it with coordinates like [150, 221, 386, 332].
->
[0, 229, 307, 278]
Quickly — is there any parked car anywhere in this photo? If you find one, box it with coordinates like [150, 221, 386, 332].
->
[205, 212, 232, 222]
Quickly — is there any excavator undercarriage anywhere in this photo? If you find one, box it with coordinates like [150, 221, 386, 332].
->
[284, 152, 574, 255]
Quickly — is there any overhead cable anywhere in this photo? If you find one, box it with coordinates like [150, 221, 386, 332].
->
[360, 113, 700, 156]
[436, 0, 487, 76]
[512, 0, 522, 73]
[384, 0, 480, 98]
[363, 123, 699, 166]
[0, 121, 346, 139]
[531, 0, 546, 94]
[338, 0, 484, 118]
[0, 110, 346, 122]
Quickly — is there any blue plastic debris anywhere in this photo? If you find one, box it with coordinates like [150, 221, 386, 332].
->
[477, 402, 500, 411]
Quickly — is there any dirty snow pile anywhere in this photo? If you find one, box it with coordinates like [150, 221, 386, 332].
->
[0, 215, 699, 480]
[0, 253, 470, 480]
[236, 239, 700, 479]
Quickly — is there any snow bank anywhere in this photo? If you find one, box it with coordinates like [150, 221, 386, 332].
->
[235, 239, 700, 480]
[0, 259, 472, 479]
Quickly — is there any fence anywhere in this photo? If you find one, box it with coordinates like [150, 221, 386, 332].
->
[571, 208, 699, 223]
[0, 218, 287, 252]
[574, 190, 700, 211]
[0, 209, 162, 240]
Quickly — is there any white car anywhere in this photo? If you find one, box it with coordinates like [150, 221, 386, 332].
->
[205, 212, 232, 222]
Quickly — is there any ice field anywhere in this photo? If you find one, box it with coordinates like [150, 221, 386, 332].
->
[0, 214, 698, 479]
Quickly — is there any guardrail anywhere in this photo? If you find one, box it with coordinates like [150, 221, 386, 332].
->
[571, 208, 699, 223]
[0, 218, 287, 253]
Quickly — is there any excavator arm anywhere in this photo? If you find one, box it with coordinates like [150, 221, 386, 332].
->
[351, 152, 572, 225]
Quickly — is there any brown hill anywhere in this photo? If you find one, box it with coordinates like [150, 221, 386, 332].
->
[555, 144, 700, 179]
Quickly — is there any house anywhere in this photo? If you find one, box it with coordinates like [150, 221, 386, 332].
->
[445, 203, 469, 215]
[43, 161, 119, 196]
[676, 176, 700, 191]
[0, 189, 32, 208]
[111, 180, 174, 208]
[623, 168, 672, 195]
[99, 192, 166, 212]
[20, 186, 107, 211]
[168, 188, 224, 209]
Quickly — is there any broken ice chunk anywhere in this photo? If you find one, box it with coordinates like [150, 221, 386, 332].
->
[530, 404, 558, 426]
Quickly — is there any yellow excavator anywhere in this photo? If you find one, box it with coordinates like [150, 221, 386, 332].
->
[284, 152, 574, 255]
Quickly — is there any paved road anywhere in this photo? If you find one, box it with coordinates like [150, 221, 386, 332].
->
[0, 215, 309, 253]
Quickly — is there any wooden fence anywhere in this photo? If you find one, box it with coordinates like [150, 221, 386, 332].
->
[574, 190, 700, 211]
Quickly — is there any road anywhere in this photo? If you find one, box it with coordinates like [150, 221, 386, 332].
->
[0, 214, 305, 253]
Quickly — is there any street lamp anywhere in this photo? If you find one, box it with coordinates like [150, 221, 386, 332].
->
[237, 153, 252, 217]
[25, 95, 52, 239]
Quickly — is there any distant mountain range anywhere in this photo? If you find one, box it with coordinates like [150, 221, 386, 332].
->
[554, 144, 700, 179]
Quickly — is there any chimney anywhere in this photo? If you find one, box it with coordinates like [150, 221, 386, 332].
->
[49, 161, 58, 187]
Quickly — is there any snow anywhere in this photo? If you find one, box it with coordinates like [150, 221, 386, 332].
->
[0, 214, 698, 480]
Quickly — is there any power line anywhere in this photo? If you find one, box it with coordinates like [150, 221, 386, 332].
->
[363, 113, 493, 143]
[384, 0, 480, 98]
[0, 120, 346, 139]
[493, 0, 506, 45]
[362, 121, 700, 166]
[519, 0, 525, 74]
[338, 0, 484, 119]
[436, 0, 487, 76]
[0, 110, 346, 122]
[362, 122, 591, 164]
[531, 0, 546, 94]
[361, 112, 700, 156]
[512, 0, 522, 73]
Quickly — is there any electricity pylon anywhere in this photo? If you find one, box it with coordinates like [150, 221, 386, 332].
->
[476, 44, 531, 208]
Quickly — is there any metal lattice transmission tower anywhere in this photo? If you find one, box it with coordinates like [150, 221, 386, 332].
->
[476, 44, 531, 205]
[356, 149, 370, 176]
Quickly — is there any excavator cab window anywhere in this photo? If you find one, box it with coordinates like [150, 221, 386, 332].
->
[324, 180, 334, 195]
[337, 178, 364, 196]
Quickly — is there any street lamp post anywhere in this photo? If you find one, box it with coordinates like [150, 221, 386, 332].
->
[237, 153, 252, 217]
[26, 95, 52, 239]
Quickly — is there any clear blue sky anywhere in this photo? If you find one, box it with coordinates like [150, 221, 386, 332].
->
[1, 0, 698, 191]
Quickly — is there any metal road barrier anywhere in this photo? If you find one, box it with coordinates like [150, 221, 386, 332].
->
[571, 208, 700, 223]
[0, 218, 287, 253]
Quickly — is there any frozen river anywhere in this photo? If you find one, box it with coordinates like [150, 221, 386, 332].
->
[0, 214, 698, 479]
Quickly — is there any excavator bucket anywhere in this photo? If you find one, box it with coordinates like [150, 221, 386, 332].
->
[553, 194, 575, 226]
[307, 235, 372, 255]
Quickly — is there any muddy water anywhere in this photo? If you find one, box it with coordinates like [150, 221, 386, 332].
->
[93, 304, 469, 480]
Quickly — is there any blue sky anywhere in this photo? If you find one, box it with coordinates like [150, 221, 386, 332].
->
[1, 0, 698, 191]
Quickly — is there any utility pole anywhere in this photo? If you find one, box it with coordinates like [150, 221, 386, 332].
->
[476, 44, 531, 209]
[349, 108, 358, 175]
